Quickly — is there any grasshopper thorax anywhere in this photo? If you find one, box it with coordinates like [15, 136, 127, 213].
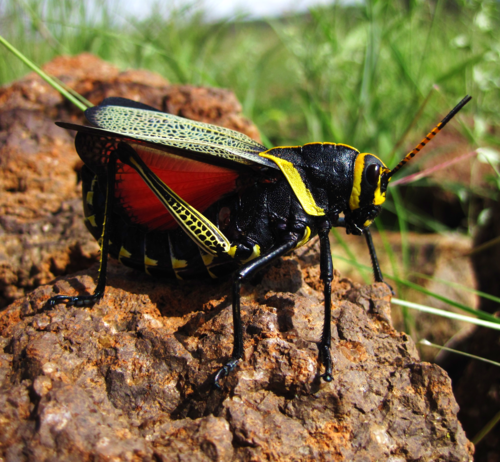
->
[259, 143, 389, 235]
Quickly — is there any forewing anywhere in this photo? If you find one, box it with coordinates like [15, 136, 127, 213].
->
[56, 97, 275, 231]
[83, 97, 277, 169]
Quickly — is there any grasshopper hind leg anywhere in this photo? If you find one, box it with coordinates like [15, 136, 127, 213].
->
[47, 154, 117, 308]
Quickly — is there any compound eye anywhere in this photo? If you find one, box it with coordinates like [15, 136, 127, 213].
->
[365, 163, 380, 186]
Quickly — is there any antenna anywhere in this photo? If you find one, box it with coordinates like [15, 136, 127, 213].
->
[386, 95, 472, 179]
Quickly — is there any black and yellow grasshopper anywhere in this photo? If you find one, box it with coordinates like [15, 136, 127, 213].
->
[48, 95, 471, 385]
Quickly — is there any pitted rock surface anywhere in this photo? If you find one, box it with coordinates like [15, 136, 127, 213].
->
[0, 260, 473, 461]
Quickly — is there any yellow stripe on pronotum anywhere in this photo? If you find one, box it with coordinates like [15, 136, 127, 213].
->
[260, 152, 325, 217]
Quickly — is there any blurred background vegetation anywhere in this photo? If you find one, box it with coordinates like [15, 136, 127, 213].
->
[1, 0, 498, 149]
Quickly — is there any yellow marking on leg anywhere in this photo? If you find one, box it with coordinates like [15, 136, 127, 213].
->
[296, 227, 311, 248]
[128, 154, 230, 256]
[241, 245, 261, 264]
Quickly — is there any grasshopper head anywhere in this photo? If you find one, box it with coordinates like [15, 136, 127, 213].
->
[344, 153, 390, 234]
[343, 95, 472, 235]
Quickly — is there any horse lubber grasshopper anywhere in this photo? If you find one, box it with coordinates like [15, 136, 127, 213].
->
[40, 94, 471, 386]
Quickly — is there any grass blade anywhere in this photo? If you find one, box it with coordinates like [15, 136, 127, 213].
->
[0, 34, 90, 111]
[393, 299, 500, 330]
[332, 253, 500, 324]
[419, 339, 500, 367]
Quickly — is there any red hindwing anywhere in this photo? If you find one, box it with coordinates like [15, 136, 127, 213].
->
[115, 143, 239, 230]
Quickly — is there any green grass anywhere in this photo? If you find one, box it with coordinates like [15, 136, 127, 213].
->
[2, 0, 499, 147]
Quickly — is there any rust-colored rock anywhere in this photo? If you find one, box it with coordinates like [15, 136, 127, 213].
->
[0, 54, 260, 309]
[0, 257, 473, 461]
[330, 230, 478, 362]
[0, 53, 474, 460]
[162, 85, 261, 141]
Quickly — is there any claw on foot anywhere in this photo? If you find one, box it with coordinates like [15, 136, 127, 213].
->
[318, 345, 333, 383]
[47, 296, 75, 307]
[384, 281, 395, 296]
[213, 358, 240, 389]
[46, 295, 99, 308]
[321, 373, 333, 382]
